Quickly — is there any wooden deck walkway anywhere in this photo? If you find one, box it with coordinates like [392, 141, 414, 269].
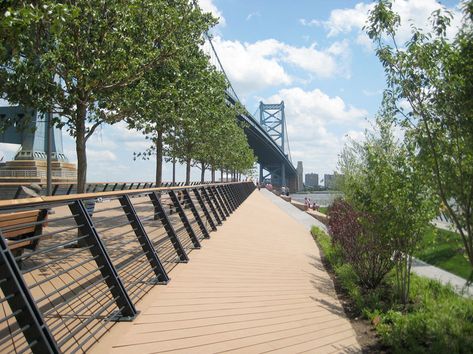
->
[91, 190, 360, 354]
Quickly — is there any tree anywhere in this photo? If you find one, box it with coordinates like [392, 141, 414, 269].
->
[160, 42, 255, 185]
[1, 0, 202, 192]
[365, 0, 473, 272]
[118, 5, 215, 186]
[339, 116, 437, 303]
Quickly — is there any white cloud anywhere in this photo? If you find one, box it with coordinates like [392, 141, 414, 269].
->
[199, 0, 226, 26]
[343, 130, 366, 144]
[398, 98, 412, 112]
[246, 12, 260, 21]
[87, 149, 117, 161]
[264, 87, 368, 175]
[312, 0, 462, 48]
[268, 87, 368, 126]
[283, 40, 351, 79]
[212, 37, 352, 98]
[0, 143, 20, 161]
[299, 18, 321, 27]
[124, 140, 152, 151]
[362, 89, 383, 96]
[324, 3, 374, 37]
[211, 37, 291, 96]
[0, 99, 10, 106]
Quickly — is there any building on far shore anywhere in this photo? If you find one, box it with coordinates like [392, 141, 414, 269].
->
[296, 161, 303, 192]
[324, 173, 344, 190]
[305, 173, 318, 188]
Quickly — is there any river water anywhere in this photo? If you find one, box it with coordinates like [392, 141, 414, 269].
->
[290, 192, 343, 207]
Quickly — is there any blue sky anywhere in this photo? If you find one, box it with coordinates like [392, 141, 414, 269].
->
[0, 0, 463, 183]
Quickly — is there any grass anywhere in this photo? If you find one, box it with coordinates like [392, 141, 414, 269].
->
[318, 206, 328, 215]
[416, 226, 472, 280]
[311, 226, 473, 354]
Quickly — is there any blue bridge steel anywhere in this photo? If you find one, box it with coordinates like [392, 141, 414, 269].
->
[226, 94, 298, 191]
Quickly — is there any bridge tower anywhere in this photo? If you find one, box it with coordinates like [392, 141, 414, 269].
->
[259, 101, 288, 188]
[0, 106, 76, 184]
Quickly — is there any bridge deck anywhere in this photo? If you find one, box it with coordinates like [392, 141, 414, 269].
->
[91, 190, 360, 353]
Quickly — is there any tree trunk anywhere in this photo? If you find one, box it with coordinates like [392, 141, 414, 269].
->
[185, 159, 191, 185]
[200, 162, 205, 183]
[76, 105, 87, 194]
[172, 157, 176, 185]
[220, 169, 223, 182]
[155, 130, 163, 187]
[211, 166, 215, 183]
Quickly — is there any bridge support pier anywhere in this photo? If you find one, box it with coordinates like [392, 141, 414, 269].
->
[259, 163, 294, 192]
[281, 163, 286, 188]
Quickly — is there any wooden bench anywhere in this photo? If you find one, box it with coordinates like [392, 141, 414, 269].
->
[0, 210, 47, 257]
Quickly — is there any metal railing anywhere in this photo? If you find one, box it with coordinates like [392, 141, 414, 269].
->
[0, 181, 255, 353]
[0, 181, 216, 200]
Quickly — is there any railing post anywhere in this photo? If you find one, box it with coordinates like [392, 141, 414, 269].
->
[192, 188, 217, 231]
[119, 195, 169, 284]
[168, 190, 201, 249]
[200, 187, 222, 225]
[182, 189, 210, 239]
[240, 184, 250, 203]
[0, 234, 59, 354]
[208, 186, 226, 221]
[215, 185, 233, 216]
[236, 183, 245, 205]
[52, 184, 60, 196]
[222, 184, 236, 213]
[69, 200, 138, 321]
[148, 192, 189, 263]
[228, 184, 240, 209]
[212, 186, 230, 218]
[238, 183, 247, 204]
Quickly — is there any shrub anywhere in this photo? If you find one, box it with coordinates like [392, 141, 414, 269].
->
[311, 226, 473, 353]
[376, 276, 473, 353]
[328, 199, 394, 289]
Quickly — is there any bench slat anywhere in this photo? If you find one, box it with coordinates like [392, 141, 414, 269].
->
[0, 210, 44, 253]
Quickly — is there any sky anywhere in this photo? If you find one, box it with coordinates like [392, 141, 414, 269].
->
[0, 0, 464, 183]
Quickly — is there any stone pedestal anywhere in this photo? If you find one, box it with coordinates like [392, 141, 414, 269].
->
[0, 160, 77, 184]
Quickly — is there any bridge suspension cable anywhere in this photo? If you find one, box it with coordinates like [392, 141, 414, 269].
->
[204, 33, 241, 104]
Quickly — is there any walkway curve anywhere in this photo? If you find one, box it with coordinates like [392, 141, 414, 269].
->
[91, 189, 360, 353]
